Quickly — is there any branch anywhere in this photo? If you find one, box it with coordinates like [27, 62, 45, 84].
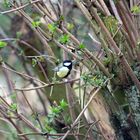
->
[14, 78, 80, 91]
[61, 87, 101, 140]
[1, 62, 47, 85]
[0, 0, 42, 14]
[18, 131, 86, 137]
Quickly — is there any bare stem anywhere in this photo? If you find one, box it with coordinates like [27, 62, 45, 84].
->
[1, 0, 42, 14]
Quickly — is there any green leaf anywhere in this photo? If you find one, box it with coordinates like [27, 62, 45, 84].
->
[104, 16, 118, 35]
[38, 56, 45, 62]
[67, 23, 74, 30]
[103, 57, 111, 66]
[131, 5, 140, 14]
[47, 113, 55, 123]
[60, 99, 68, 109]
[64, 115, 71, 124]
[51, 106, 61, 114]
[32, 58, 37, 67]
[56, 15, 64, 25]
[32, 21, 41, 28]
[52, 77, 57, 82]
[48, 23, 57, 33]
[10, 93, 16, 100]
[10, 103, 17, 111]
[3, 0, 11, 8]
[59, 15, 64, 21]
[81, 72, 107, 87]
[59, 34, 70, 44]
[18, 50, 24, 56]
[44, 122, 54, 132]
[79, 43, 86, 49]
[16, 31, 22, 39]
[0, 41, 7, 48]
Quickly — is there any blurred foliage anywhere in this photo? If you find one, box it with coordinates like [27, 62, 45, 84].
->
[0, 41, 7, 48]
[131, 5, 140, 14]
[0, 0, 140, 140]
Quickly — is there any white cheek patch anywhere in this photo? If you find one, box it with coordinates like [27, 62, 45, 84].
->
[64, 62, 71, 66]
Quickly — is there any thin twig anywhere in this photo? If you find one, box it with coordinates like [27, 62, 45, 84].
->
[1, 62, 47, 85]
[109, 0, 122, 25]
[17, 113, 41, 132]
[60, 87, 101, 140]
[83, 0, 140, 92]
[84, 120, 100, 140]
[15, 78, 80, 91]
[0, 129, 11, 135]
[0, 0, 42, 14]
[98, 0, 111, 16]
[18, 132, 86, 137]
[60, 78, 110, 140]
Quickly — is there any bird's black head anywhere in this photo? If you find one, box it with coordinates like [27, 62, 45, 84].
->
[63, 60, 72, 70]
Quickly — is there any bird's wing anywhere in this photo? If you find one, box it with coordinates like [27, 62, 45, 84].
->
[53, 63, 63, 72]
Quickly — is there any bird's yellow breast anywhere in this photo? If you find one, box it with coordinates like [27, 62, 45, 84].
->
[56, 67, 69, 78]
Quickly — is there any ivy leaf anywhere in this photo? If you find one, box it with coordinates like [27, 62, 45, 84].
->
[79, 43, 86, 49]
[59, 34, 70, 44]
[0, 41, 7, 48]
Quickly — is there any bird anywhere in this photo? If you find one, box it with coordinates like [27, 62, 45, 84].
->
[54, 60, 73, 78]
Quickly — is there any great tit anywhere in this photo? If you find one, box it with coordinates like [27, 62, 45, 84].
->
[54, 60, 73, 78]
